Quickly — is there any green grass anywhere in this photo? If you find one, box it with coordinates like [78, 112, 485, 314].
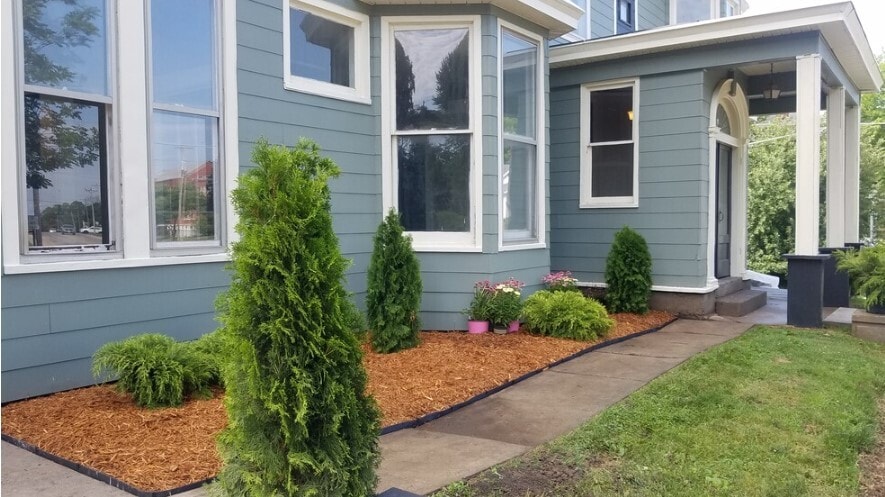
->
[435, 326, 885, 497]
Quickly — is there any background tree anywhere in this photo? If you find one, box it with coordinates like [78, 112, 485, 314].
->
[366, 209, 423, 353]
[216, 139, 379, 497]
[859, 54, 885, 242]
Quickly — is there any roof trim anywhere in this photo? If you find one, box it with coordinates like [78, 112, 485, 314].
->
[551, 2, 882, 92]
[359, 0, 583, 36]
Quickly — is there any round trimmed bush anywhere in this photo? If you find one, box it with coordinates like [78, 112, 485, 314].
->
[605, 226, 653, 314]
[522, 290, 613, 341]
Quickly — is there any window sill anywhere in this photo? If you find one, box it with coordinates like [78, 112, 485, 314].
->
[3, 252, 231, 275]
[283, 77, 371, 105]
[499, 241, 546, 252]
[411, 244, 482, 253]
[579, 199, 639, 209]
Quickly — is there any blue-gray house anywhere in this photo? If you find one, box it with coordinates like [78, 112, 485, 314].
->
[1, 0, 881, 402]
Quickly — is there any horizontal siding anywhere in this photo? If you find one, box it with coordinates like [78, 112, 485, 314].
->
[1, 264, 228, 402]
[590, 0, 614, 38]
[549, 70, 709, 289]
[638, 0, 668, 30]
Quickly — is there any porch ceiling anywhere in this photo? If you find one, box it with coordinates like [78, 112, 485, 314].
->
[550, 2, 883, 93]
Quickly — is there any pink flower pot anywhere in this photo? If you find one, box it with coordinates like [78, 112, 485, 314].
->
[508, 320, 520, 333]
[467, 320, 489, 334]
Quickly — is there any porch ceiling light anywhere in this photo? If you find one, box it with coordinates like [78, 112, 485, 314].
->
[763, 63, 781, 100]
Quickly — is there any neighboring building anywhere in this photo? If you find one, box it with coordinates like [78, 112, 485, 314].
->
[1, 0, 880, 401]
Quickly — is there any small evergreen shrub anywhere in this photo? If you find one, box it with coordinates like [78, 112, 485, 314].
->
[216, 139, 379, 496]
[366, 209, 423, 353]
[522, 290, 613, 341]
[343, 296, 368, 339]
[605, 226, 653, 314]
[191, 330, 227, 386]
[92, 333, 214, 408]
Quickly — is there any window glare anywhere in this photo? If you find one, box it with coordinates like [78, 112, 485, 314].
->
[290, 8, 354, 87]
[676, 0, 712, 23]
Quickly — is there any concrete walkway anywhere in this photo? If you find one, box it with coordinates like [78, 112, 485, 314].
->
[2, 319, 752, 497]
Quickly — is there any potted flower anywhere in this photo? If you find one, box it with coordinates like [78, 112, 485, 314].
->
[463, 281, 493, 333]
[836, 245, 885, 314]
[488, 278, 524, 334]
[543, 271, 579, 292]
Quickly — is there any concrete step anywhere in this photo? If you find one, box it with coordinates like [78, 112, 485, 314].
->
[715, 277, 750, 298]
[716, 289, 767, 317]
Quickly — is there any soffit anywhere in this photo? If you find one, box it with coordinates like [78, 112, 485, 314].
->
[551, 2, 882, 92]
[359, 0, 583, 36]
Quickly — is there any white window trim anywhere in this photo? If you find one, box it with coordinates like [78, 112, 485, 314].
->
[380, 15, 483, 253]
[579, 78, 640, 209]
[1, 0, 239, 274]
[497, 21, 546, 251]
[283, 0, 370, 105]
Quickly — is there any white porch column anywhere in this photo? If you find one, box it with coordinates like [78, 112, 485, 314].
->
[826, 87, 846, 247]
[795, 54, 822, 255]
[844, 104, 861, 242]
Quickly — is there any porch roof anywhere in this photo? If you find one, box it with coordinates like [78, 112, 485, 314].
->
[550, 2, 882, 92]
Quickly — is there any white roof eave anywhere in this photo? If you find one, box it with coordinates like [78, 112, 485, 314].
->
[550, 1, 882, 92]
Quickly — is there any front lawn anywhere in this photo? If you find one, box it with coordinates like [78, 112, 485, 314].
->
[437, 326, 885, 497]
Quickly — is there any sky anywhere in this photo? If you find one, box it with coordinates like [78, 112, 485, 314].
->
[745, 0, 885, 56]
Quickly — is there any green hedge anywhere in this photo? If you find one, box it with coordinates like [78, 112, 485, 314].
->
[522, 290, 613, 341]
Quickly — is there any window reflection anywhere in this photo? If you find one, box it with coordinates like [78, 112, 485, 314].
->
[151, 0, 217, 109]
[398, 135, 470, 232]
[395, 29, 469, 130]
[290, 8, 354, 87]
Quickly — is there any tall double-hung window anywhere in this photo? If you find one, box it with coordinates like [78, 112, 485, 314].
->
[500, 26, 543, 247]
[382, 17, 480, 250]
[580, 79, 639, 208]
[21, 0, 112, 253]
[149, 0, 221, 248]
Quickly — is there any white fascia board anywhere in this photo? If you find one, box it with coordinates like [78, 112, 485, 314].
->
[359, 0, 583, 36]
[551, 1, 881, 91]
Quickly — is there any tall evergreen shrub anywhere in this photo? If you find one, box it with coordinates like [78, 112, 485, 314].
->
[605, 226, 653, 314]
[366, 209, 422, 353]
[215, 139, 379, 497]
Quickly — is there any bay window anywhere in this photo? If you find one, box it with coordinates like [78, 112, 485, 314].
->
[580, 79, 639, 208]
[382, 17, 481, 250]
[500, 27, 543, 247]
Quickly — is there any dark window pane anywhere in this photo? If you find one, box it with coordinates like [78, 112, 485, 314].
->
[151, 0, 217, 109]
[503, 140, 536, 238]
[618, 0, 633, 24]
[502, 32, 537, 138]
[591, 144, 633, 197]
[716, 104, 731, 134]
[590, 87, 633, 143]
[398, 135, 470, 232]
[24, 94, 106, 249]
[23, 0, 108, 95]
[291, 9, 354, 87]
[151, 111, 218, 243]
[395, 29, 469, 130]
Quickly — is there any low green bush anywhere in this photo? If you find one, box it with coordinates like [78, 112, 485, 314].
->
[190, 330, 227, 386]
[605, 226, 652, 314]
[522, 290, 613, 341]
[92, 333, 216, 408]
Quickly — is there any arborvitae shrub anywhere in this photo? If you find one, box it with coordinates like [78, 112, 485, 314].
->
[605, 226, 653, 314]
[215, 139, 379, 497]
[92, 333, 214, 408]
[522, 290, 613, 341]
[366, 209, 422, 353]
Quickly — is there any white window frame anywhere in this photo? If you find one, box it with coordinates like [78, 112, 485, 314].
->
[498, 21, 546, 251]
[579, 78, 639, 209]
[613, 0, 638, 33]
[380, 16, 483, 252]
[1, 0, 239, 274]
[147, 0, 225, 252]
[283, 0, 370, 105]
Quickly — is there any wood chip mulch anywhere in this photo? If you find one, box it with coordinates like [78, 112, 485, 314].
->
[1, 310, 673, 492]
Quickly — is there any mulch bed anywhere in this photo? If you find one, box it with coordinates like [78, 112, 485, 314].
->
[2, 311, 673, 493]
